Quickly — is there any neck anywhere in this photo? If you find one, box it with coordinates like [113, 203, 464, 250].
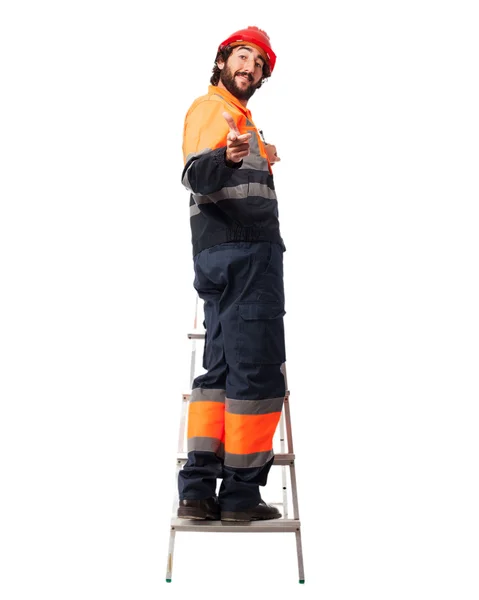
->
[217, 80, 248, 107]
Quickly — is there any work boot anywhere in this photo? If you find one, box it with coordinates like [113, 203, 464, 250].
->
[221, 500, 282, 522]
[177, 497, 220, 520]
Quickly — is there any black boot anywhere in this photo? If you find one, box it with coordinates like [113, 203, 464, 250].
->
[177, 497, 220, 520]
[221, 500, 282, 522]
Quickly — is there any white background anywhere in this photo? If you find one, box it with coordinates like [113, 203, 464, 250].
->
[1, 1, 478, 598]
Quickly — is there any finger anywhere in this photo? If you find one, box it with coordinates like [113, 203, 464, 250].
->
[237, 132, 251, 141]
[232, 150, 250, 161]
[231, 143, 250, 153]
[227, 134, 251, 147]
[229, 145, 250, 160]
[222, 111, 241, 136]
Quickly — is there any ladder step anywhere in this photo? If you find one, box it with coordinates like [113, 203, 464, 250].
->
[176, 452, 295, 465]
[188, 332, 205, 339]
[170, 518, 301, 533]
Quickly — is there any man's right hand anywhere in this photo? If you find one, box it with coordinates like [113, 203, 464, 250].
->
[223, 112, 251, 164]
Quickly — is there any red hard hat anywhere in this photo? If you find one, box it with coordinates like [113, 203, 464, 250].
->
[218, 26, 277, 73]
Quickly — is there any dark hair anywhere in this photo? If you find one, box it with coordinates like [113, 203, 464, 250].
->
[210, 46, 272, 87]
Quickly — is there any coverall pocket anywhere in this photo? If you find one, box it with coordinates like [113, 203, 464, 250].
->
[237, 303, 286, 364]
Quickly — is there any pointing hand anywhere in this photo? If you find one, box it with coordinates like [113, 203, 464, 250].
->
[223, 112, 251, 164]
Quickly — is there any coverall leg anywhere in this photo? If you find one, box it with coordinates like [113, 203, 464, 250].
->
[178, 241, 286, 512]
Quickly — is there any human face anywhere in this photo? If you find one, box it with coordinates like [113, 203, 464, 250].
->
[218, 46, 265, 103]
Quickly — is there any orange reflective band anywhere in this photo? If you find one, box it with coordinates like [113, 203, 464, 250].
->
[187, 401, 225, 441]
[224, 411, 281, 455]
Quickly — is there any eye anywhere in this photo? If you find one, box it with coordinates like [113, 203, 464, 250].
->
[256, 62, 263, 69]
[239, 54, 247, 60]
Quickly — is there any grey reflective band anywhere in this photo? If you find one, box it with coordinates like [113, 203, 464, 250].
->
[187, 437, 225, 457]
[240, 153, 268, 170]
[190, 388, 226, 403]
[224, 449, 274, 469]
[195, 183, 248, 204]
[182, 148, 212, 192]
[190, 204, 200, 217]
[182, 170, 192, 191]
[193, 182, 276, 205]
[226, 396, 284, 415]
[184, 148, 212, 164]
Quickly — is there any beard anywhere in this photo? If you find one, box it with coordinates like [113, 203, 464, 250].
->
[219, 64, 261, 101]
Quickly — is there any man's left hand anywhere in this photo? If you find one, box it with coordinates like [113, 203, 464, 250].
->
[265, 143, 281, 164]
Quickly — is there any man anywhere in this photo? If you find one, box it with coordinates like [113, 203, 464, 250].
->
[177, 26, 286, 522]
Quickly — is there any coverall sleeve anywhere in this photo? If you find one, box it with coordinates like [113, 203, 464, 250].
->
[181, 99, 242, 196]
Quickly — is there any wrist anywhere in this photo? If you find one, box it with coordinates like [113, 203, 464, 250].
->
[224, 149, 241, 169]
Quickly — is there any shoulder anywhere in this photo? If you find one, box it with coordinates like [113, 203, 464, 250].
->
[186, 93, 228, 121]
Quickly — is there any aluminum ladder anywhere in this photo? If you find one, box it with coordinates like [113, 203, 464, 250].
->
[166, 298, 305, 583]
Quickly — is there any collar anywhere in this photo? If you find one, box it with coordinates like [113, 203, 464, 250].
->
[208, 85, 252, 119]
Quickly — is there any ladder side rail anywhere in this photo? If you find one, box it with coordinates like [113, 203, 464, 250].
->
[278, 410, 289, 518]
[295, 529, 305, 583]
[289, 461, 300, 521]
[283, 393, 294, 454]
[283, 390, 301, 520]
[189, 339, 197, 389]
[177, 394, 188, 454]
[166, 528, 176, 582]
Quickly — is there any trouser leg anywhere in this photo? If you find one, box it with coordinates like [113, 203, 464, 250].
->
[177, 279, 226, 500]
[219, 242, 286, 511]
[179, 242, 286, 510]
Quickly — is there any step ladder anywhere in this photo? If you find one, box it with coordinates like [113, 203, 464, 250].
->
[166, 298, 305, 583]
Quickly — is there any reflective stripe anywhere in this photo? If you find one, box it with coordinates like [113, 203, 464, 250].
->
[241, 153, 269, 170]
[226, 396, 284, 415]
[190, 387, 226, 403]
[249, 182, 276, 199]
[241, 126, 268, 170]
[182, 149, 211, 191]
[224, 410, 281, 455]
[190, 204, 200, 217]
[224, 449, 273, 468]
[187, 400, 225, 442]
[193, 182, 276, 206]
[194, 183, 248, 204]
[188, 437, 225, 457]
[184, 148, 211, 164]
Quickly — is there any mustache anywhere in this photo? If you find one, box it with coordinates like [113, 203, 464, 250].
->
[235, 71, 253, 82]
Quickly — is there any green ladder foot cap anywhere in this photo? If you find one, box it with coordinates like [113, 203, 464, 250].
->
[299, 580, 305, 584]
[166, 579, 172, 583]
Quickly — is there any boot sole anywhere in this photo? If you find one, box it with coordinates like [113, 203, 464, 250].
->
[177, 508, 219, 520]
[221, 512, 282, 522]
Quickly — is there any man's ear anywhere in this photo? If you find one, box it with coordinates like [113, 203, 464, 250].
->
[217, 58, 225, 71]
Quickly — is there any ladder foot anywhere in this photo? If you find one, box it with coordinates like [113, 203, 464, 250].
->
[166, 579, 172, 583]
[299, 580, 305, 584]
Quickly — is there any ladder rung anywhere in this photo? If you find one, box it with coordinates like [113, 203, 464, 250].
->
[176, 452, 295, 465]
[188, 332, 205, 339]
[170, 518, 301, 533]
